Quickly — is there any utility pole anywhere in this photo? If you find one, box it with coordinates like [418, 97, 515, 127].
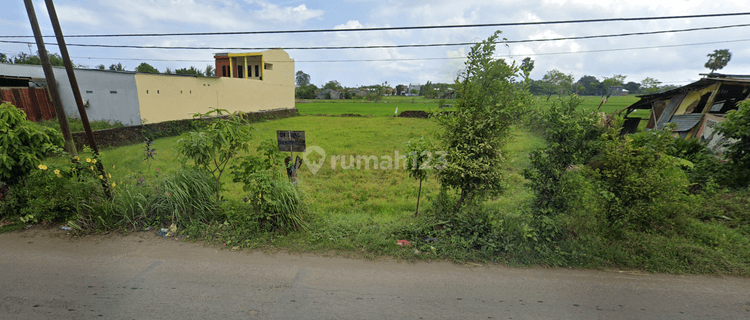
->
[43, 0, 110, 197]
[23, 0, 77, 156]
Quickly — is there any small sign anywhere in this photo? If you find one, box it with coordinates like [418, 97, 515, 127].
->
[277, 130, 306, 152]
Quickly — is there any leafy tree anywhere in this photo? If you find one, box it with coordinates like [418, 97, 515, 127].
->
[164, 67, 173, 74]
[0, 102, 64, 186]
[396, 84, 406, 95]
[601, 74, 626, 89]
[716, 100, 750, 187]
[520, 57, 534, 74]
[135, 62, 159, 74]
[623, 81, 640, 95]
[525, 96, 602, 220]
[10, 52, 66, 67]
[404, 138, 433, 216]
[323, 80, 343, 91]
[576, 75, 602, 96]
[95, 64, 105, 70]
[295, 71, 311, 86]
[204, 65, 216, 77]
[434, 30, 532, 208]
[640, 77, 662, 94]
[175, 66, 204, 76]
[705, 49, 731, 73]
[176, 109, 255, 202]
[109, 63, 125, 71]
[295, 84, 317, 99]
[541, 69, 574, 101]
[0, 53, 8, 63]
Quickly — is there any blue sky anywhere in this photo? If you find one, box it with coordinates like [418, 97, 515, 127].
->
[1, 0, 749, 88]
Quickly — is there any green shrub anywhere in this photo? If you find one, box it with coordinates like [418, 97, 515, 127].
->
[589, 129, 690, 233]
[0, 102, 64, 186]
[434, 31, 532, 208]
[716, 100, 750, 187]
[150, 167, 219, 226]
[2, 156, 105, 223]
[524, 95, 602, 219]
[231, 140, 307, 232]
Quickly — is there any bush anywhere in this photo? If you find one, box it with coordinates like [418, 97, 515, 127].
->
[716, 100, 750, 187]
[231, 140, 307, 232]
[1, 156, 105, 223]
[524, 95, 602, 219]
[588, 128, 690, 233]
[0, 102, 63, 186]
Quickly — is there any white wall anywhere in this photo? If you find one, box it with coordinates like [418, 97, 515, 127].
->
[0, 63, 142, 125]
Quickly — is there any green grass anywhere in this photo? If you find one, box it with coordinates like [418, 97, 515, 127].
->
[37, 117, 124, 132]
[11, 108, 749, 275]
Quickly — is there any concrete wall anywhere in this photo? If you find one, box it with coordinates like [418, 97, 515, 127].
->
[0, 63, 142, 126]
[135, 49, 294, 123]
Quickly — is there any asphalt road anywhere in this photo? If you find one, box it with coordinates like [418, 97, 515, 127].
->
[1, 228, 749, 320]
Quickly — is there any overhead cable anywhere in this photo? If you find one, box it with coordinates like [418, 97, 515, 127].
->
[1, 12, 749, 38]
[2, 23, 749, 51]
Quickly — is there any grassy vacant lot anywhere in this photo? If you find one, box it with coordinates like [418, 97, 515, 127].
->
[298, 95, 646, 118]
[89, 116, 542, 220]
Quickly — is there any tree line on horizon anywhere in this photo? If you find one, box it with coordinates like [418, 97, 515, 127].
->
[1, 51, 216, 77]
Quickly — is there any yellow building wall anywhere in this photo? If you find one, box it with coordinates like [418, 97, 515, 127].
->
[674, 84, 718, 115]
[134, 50, 294, 123]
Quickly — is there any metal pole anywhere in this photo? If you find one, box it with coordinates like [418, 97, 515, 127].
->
[22, 0, 77, 156]
[43, 0, 110, 197]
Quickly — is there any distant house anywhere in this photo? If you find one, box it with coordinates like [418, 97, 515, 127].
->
[0, 49, 295, 125]
[316, 89, 342, 99]
[624, 73, 750, 153]
[407, 83, 421, 96]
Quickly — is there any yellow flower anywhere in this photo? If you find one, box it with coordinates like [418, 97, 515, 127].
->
[99, 175, 103, 180]
[90, 166, 94, 170]
[112, 165, 115, 169]
[37, 164, 47, 170]
[74, 156, 80, 161]
[92, 159, 97, 164]
[54, 169, 61, 177]
[111, 182, 116, 187]
[86, 158, 91, 163]
[108, 174, 112, 178]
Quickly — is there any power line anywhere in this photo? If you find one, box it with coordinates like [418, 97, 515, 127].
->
[2, 12, 750, 38]
[63, 38, 750, 64]
[2, 23, 749, 51]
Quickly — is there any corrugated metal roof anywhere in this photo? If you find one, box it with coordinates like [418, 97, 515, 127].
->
[668, 114, 704, 132]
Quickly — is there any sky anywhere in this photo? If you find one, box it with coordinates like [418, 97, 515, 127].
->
[1, 0, 749, 88]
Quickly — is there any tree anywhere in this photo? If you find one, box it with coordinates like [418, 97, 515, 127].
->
[576, 75, 602, 96]
[520, 57, 534, 74]
[135, 62, 159, 74]
[95, 64, 105, 70]
[204, 65, 216, 77]
[716, 100, 750, 187]
[541, 69, 574, 101]
[295, 84, 317, 99]
[175, 66, 204, 76]
[109, 63, 125, 71]
[404, 138, 432, 216]
[396, 84, 406, 95]
[641, 77, 662, 94]
[0, 53, 8, 63]
[295, 71, 311, 86]
[705, 49, 731, 74]
[176, 109, 255, 202]
[0, 102, 64, 186]
[601, 74, 627, 95]
[623, 81, 640, 95]
[323, 80, 343, 91]
[10, 52, 65, 67]
[164, 67, 173, 74]
[434, 30, 532, 208]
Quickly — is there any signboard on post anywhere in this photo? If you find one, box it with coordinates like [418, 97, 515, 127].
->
[277, 130, 306, 153]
